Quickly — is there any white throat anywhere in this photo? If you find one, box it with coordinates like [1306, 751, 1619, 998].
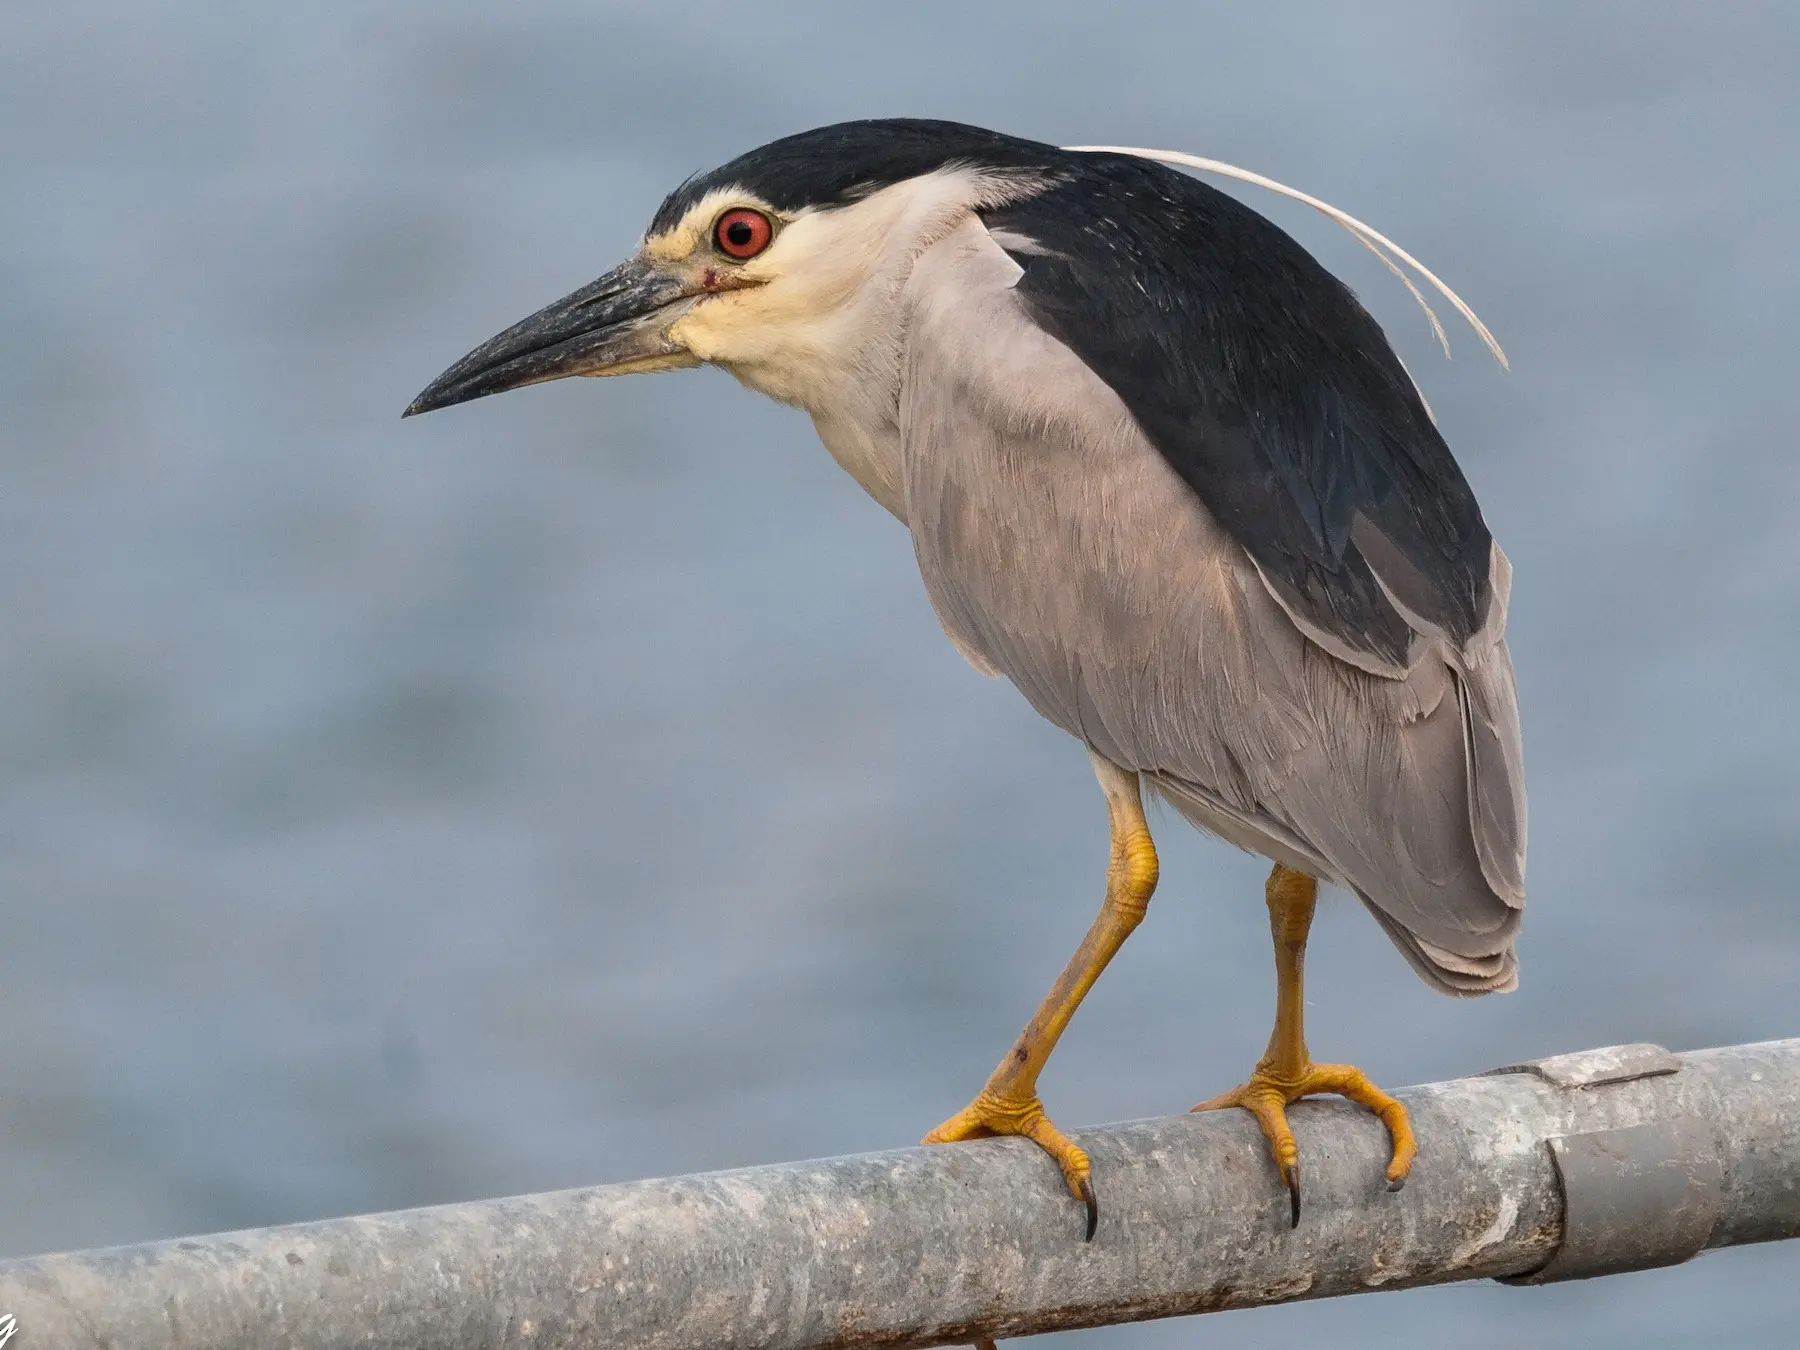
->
[670, 167, 1044, 521]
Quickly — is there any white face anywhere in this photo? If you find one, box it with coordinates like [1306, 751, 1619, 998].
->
[651, 167, 1045, 413]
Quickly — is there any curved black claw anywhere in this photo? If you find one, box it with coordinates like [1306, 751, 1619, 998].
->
[1079, 1176, 1099, 1242]
[1282, 1163, 1301, 1229]
[1385, 1175, 1406, 1193]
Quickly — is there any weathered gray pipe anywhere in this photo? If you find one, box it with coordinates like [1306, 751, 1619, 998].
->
[2, 1040, 1796, 1349]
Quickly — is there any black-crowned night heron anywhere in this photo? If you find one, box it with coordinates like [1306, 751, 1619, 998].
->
[407, 119, 1525, 1237]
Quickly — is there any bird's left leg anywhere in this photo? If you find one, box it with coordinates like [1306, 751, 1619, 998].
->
[923, 754, 1157, 1241]
[1192, 864, 1415, 1226]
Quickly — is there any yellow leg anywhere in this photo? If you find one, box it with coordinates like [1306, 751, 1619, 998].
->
[924, 756, 1158, 1242]
[1193, 864, 1415, 1226]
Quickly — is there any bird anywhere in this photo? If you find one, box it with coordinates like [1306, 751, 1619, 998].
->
[405, 118, 1526, 1237]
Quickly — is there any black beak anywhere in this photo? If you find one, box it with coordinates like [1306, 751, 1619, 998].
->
[404, 256, 697, 417]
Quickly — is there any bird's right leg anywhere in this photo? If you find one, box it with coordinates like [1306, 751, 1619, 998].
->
[923, 755, 1158, 1241]
[1192, 864, 1416, 1226]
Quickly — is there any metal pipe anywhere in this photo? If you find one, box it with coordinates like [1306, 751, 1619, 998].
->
[2, 1039, 1796, 1349]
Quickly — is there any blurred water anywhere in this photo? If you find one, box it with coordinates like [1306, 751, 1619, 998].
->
[3, 2, 1799, 1344]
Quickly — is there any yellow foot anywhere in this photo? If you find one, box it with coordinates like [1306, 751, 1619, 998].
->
[1193, 1062, 1415, 1227]
[923, 1089, 1098, 1240]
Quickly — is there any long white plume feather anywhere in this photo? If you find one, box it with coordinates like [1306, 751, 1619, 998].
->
[1064, 145, 1508, 369]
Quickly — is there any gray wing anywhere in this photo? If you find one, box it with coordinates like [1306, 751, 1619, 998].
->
[983, 157, 1501, 681]
[899, 219, 1525, 994]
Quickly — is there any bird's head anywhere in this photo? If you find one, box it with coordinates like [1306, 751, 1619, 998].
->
[404, 120, 1060, 419]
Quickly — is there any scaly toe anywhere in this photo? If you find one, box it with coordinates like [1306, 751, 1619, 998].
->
[1192, 1062, 1414, 1219]
[924, 1089, 1097, 1239]
[1306, 1062, 1417, 1188]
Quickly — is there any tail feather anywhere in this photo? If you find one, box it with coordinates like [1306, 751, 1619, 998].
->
[1367, 903, 1519, 996]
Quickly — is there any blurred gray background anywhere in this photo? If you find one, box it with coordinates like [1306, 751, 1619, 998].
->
[3, 2, 1798, 1345]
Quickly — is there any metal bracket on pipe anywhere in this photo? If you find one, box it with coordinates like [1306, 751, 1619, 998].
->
[1489, 1044, 1723, 1283]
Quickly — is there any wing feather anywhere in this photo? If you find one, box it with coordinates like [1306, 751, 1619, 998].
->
[980, 156, 1501, 679]
[900, 219, 1526, 995]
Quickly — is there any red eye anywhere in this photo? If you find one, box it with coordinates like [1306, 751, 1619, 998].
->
[714, 208, 773, 259]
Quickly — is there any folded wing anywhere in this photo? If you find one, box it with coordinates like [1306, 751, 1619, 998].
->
[899, 211, 1525, 994]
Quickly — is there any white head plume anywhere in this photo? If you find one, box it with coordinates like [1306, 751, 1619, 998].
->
[1064, 146, 1508, 370]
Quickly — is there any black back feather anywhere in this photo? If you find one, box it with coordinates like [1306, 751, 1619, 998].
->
[983, 154, 1493, 670]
